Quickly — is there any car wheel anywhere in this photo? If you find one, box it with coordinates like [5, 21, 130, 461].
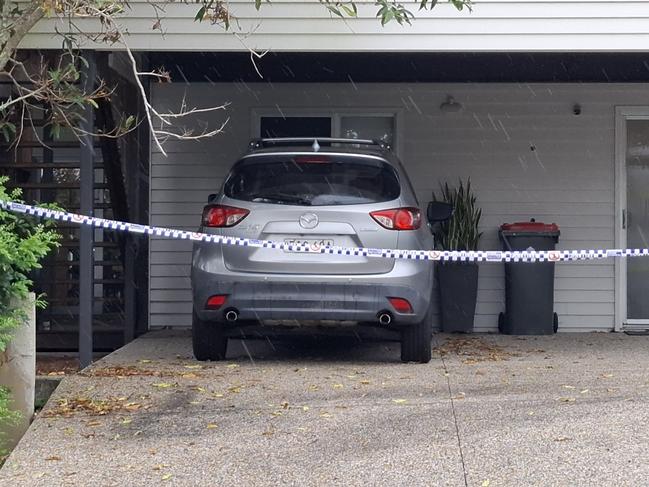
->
[400, 305, 433, 363]
[192, 311, 228, 361]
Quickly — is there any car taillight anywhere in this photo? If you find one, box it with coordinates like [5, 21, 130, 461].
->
[370, 207, 421, 230]
[388, 297, 413, 314]
[202, 205, 249, 228]
[206, 294, 228, 310]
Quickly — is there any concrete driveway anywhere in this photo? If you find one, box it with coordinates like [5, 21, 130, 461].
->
[1, 330, 649, 486]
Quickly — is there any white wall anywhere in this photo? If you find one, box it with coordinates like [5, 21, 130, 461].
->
[20, 0, 649, 51]
[149, 82, 649, 331]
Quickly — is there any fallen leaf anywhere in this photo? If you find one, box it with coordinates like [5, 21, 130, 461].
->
[138, 359, 153, 364]
[558, 397, 576, 403]
[332, 384, 344, 389]
[184, 364, 203, 369]
[86, 420, 101, 427]
[182, 373, 199, 379]
[152, 383, 173, 389]
[280, 401, 289, 409]
[206, 423, 218, 429]
[562, 385, 576, 390]
[319, 412, 332, 418]
[392, 399, 408, 404]
[554, 436, 571, 442]
[580, 389, 590, 394]
[119, 418, 132, 425]
[481, 480, 490, 487]
[302, 406, 310, 412]
[45, 456, 62, 461]
[226, 364, 239, 369]
[359, 380, 370, 385]
[600, 373, 614, 379]
[162, 474, 173, 481]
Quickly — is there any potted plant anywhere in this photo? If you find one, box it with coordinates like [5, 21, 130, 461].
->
[0, 176, 59, 451]
[432, 178, 482, 333]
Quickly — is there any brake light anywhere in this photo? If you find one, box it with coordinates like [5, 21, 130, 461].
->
[388, 297, 413, 314]
[294, 156, 331, 164]
[370, 207, 421, 230]
[206, 295, 228, 310]
[202, 205, 249, 227]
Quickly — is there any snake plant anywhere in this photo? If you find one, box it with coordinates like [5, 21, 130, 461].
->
[432, 178, 482, 251]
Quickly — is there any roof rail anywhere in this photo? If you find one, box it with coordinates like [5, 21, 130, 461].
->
[248, 137, 391, 151]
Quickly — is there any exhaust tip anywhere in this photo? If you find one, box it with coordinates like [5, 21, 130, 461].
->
[378, 311, 392, 325]
[225, 309, 239, 322]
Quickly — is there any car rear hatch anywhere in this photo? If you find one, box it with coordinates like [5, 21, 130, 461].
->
[217, 153, 402, 275]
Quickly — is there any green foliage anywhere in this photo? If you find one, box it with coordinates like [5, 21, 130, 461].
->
[0, 385, 20, 460]
[321, 0, 471, 26]
[193, 0, 472, 28]
[432, 178, 482, 251]
[0, 176, 60, 352]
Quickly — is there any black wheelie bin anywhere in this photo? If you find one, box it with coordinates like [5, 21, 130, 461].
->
[498, 220, 560, 335]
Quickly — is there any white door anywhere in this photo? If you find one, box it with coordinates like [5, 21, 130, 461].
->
[615, 107, 649, 330]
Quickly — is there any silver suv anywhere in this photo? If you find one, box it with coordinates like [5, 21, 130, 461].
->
[191, 138, 452, 363]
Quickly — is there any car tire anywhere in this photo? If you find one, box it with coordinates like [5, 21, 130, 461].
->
[400, 305, 433, 363]
[192, 311, 228, 361]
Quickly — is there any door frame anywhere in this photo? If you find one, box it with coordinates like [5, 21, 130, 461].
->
[614, 106, 649, 330]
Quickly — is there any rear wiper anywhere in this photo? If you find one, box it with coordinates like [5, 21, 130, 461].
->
[249, 192, 312, 206]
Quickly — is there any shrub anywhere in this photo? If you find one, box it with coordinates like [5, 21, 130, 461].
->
[0, 175, 60, 452]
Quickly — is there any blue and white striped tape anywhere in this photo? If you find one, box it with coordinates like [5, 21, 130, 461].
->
[1, 200, 647, 263]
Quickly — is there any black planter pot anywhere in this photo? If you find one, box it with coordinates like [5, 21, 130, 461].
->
[436, 262, 479, 333]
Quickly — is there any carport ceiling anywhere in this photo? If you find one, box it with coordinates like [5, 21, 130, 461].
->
[148, 52, 649, 83]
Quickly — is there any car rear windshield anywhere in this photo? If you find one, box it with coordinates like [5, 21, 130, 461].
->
[223, 155, 401, 206]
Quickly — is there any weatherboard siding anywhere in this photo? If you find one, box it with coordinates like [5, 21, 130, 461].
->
[148, 82, 642, 331]
[18, 0, 649, 51]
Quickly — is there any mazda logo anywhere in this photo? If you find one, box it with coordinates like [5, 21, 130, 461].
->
[299, 213, 319, 229]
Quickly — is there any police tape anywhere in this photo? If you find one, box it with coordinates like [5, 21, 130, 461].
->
[1, 200, 647, 263]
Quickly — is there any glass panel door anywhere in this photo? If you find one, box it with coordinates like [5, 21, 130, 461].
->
[339, 116, 395, 148]
[625, 119, 649, 319]
[260, 117, 331, 138]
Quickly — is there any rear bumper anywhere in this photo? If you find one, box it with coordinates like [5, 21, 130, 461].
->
[192, 260, 433, 326]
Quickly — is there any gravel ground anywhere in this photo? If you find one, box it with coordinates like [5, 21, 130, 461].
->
[2, 330, 649, 486]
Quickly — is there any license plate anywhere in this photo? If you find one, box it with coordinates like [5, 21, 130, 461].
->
[284, 238, 333, 253]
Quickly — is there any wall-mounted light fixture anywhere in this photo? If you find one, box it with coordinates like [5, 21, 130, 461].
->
[440, 95, 463, 113]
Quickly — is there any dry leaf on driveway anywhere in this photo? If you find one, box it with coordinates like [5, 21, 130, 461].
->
[558, 397, 576, 403]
